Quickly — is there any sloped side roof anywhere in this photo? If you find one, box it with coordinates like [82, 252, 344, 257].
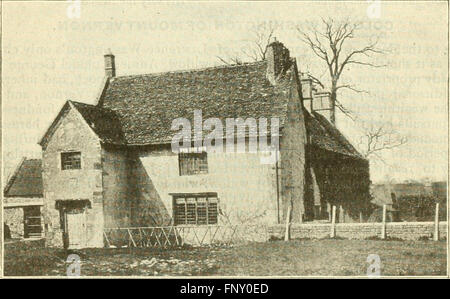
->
[4, 158, 43, 198]
[99, 61, 294, 145]
[305, 110, 364, 159]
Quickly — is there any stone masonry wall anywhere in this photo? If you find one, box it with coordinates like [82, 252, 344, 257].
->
[279, 73, 308, 223]
[134, 144, 278, 226]
[42, 106, 104, 248]
[102, 146, 132, 228]
[268, 222, 448, 241]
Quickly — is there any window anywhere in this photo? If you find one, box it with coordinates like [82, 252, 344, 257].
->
[178, 152, 208, 175]
[172, 193, 218, 225]
[61, 152, 81, 170]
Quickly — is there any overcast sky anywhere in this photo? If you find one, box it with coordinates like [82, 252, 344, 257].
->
[2, 1, 448, 183]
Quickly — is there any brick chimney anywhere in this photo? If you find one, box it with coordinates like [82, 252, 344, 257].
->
[266, 38, 291, 84]
[104, 49, 116, 78]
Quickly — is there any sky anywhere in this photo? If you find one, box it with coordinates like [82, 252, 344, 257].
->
[2, 1, 448, 183]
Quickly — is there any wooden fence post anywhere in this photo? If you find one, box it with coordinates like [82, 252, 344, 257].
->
[284, 204, 291, 241]
[330, 205, 336, 238]
[359, 211, 363, 223]
[434, 203, 440, 241]
[327, 202, 332, 222]
[381, 204, 387, 240]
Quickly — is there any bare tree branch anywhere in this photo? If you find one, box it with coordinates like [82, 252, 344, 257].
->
[336, 84, 369, 94]
[335, 99, 355, 120]
[297, 18, 387, 123]
[216, 56, 231, 65]
[306, 73, 325, 89]
[217, 27, 275, 65]
[357, 122, 408, 159]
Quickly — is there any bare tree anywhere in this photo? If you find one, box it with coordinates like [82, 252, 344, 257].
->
[358, 122, 407, 161]
[297, 18, 386, 124]
[216, 27, 275, 65]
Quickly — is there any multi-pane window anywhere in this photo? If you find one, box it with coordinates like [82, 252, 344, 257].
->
[61, 152, 81, 170]
[173, 193, 218, 225]
[179, 152, 208, 175]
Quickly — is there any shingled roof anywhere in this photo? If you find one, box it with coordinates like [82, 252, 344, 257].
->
[94, 59, 364, 159]
[4, 158, 43, 198]
[98, 61, 294, 145]
[40, 53, 363, 160]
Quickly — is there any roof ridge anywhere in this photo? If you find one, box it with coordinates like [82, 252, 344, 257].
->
[68, 100, 97, 107]
[112, 60, 266, 80]
[69, 100, 115, 112]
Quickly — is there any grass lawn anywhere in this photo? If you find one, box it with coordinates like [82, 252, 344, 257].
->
[3, 238, 447, 277]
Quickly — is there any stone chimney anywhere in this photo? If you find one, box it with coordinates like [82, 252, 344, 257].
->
[312, 91, 333, 123]
[104, 49, 116, 78]
[300, 74, 315, 112]
[265, 38, 291, 84]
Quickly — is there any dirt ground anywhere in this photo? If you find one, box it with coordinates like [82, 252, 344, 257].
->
[3, 238, 447, 277]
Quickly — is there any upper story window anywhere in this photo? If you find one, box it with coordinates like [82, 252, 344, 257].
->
[179, 152, 208, 176]
[61, 152, 81, 170]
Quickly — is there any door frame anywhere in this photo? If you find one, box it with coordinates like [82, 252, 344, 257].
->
[57, 200, 89, 249]
[65, 208, 87, 249]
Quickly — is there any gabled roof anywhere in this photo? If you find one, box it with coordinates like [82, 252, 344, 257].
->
[98, 61, 295, 145]
[39, 100, 126, 148]
[305, 110, 363, 159]
[4, 158, 43, 198]
[70, 101, 126, 145]
[40, 57, 364, 160]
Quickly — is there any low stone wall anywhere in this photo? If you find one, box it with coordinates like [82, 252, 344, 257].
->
[103, 222, 448, 248]
[268, 222, 448, 241]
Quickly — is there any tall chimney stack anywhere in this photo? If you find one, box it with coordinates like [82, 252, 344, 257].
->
[104, 49, 116, 78]
[312, 91, 333, 123]
[265, 38, 291, 84]
[300, 74, 314, 112]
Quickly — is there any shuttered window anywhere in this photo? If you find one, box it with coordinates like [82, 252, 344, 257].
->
[173, 194, 218, 225]
[179, 152, 208, 175]
[61, 152, 81, 170]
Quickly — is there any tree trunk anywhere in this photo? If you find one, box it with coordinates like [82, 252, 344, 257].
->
[330, 82, 337, 125]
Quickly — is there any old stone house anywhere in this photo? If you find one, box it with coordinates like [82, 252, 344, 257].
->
[38, 40, 370, 248]
[3, 158, 44, 239]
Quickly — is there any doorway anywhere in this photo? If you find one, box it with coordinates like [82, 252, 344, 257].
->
[65, 209, 86, 249]
[58, 201, 89, 249]
[24, 206, 42, 238]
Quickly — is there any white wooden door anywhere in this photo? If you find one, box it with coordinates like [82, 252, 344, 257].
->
[66, 212, 86, 249]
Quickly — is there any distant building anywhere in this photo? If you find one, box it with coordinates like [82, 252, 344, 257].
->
[3, 158, 44, 239]
[372, 181, 447, 222]
[391, 183, 431, 197]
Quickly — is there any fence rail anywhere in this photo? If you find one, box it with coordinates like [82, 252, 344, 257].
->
[104, 225, 270, 248]
[103, 203, 446, 248]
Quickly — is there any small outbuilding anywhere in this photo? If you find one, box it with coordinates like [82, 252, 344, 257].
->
[3, 158, 44, 239]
